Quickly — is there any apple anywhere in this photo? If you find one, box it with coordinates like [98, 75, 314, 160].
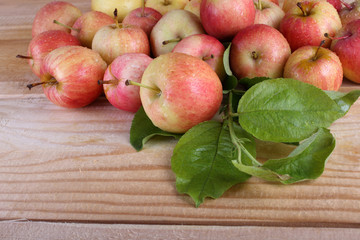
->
[328, 19, 360, 83]
[17, 30, 81, 77]
[283, 42, 343, 90]
[282, 0, 341, 12]
[254, 0, 285, 29]
[230, 24, 291, 79]
[172, 34, 226, 80]
[92, 10, 150, 64]
[145, 0, 188, 15]
[91, 0, 142, 21]
[122, 5, 162, 37]
[139, 52, 223, 133]
[200, 0, 256, 41]
[27, 46, 107, 108]
[32, 1, 82, 38]
[99, 53, 153, 112]
[150, 9, 204, 57]
[184, 0, 202, 18]
[339, 0, 360, 26]
[327, 0, 342, 11]
[279, 1, 342, 51]
[68, 11, 114, 48]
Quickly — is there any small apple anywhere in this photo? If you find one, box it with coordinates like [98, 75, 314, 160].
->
[328, 19, 360, 83]
[122, 4, 162, 37]
[184, 0, 202, 18]
[32, 1, 82, 38]
[92, 9, 150, 64]
[172, 34, 226, 80]
[200, 0, 256, 41]
[27, 46, 107, 108]
[150, 9, 204, 57]
[17, 30, 81, 77]
[145, 0, 188, 15]
[279, 1, 342, 51]
[339, 0, 360, 26]
[254, 0, 285, 29]
[230, 24, 291, 79]
[139, 52, 223, 133]
[91, 0, 142, 21]
[283, 41, 343, 91]
[99, 53, 153, 112]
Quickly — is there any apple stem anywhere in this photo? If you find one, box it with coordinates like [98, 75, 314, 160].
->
[53, 20, 80, 32]
[164, 0, 170, 6]
[27, 78, 58, 90]
[324, 32, 352, 40]
[251, 51, 258, 60]
[202, 54, 214, 61]
[98, 79, 119, 85]
[141, 0, 145, 17]
[296, 2, 307, 16]
[312, 40, 325, 61]
[340, 0, 353, 10]
[16, 54, 33, 60]
[114, 8, 120, 28]
[258, 0, 262, 10]
[125, 80, 161, 94]
[162, 37, 182, 45]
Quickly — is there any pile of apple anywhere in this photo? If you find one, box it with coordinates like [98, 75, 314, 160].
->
[20, 0, 360, 134]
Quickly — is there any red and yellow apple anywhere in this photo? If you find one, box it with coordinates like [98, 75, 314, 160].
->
[254, 0, 285, 29]
[91, 0, 142, 21]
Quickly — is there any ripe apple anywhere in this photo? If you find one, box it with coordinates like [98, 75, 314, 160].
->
[139, 52, 223, 133]
[100, 53, 153, 112]
[122, 6, 162, 37]
[145, 0, 188, 15]
[283, 43, 343, 90]
[279, 1, 342, 51]
[92, 14, 150, 64]
[32, 1, 82, 38]
[329, 19, 360, 83]
[150, 10, 204, 57]
[230, 24, 291, 79]
[254, 0, 285, 29]
[200, 0, 256, 41]
[27, 46, 107, 108]
[172, 34, 226, 80]
[184, 0, 202, 18]
[68, 11, 114, 48]
[17, 30, 81, 77]
[91, 0, 142, 21]
[339, 0, 360, 26]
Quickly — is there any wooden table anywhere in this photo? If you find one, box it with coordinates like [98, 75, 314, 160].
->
[1, 0, 360, 239]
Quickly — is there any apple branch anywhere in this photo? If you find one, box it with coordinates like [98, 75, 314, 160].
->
[98, 80, 119, 85]
[141, 0, 145, 17]
[258, 0, 263, 10]
[324, 32, 352, 40]
[162, 37, 182, 45]
[27, 78, 58, 90]
[53, 20, 80, 32]
[163, 0, 170, 6]
[16, 55, 33, 60]
[312, 40, 325, 61]
[125, 80, 161, 94]
[114, 8, 120, 28]
[296, 2, 307, 16]
[340, 0, 353, 10]
[202, 54, 214, 61]
[251, 51, 258, 60]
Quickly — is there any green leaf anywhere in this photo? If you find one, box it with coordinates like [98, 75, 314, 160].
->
[263, 128, 335, 184]
[222, 75, 238, 93]
[171, 121, 255, 207]
[130, 107, 181, 151]
[223, 43, 232, 76]
[237, 78, 343, 142]
[324, 90, 360, 116]
[238, 76, 270, 89]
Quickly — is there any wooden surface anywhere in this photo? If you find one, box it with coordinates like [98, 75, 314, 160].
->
[1, 0, 360, 238]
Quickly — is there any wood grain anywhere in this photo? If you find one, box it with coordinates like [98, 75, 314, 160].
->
[1, 0, 360, 236]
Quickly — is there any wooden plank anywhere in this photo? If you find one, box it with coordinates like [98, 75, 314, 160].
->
[1, 222, 360, 240]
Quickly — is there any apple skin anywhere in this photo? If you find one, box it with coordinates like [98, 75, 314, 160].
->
[150, 10, 204, 57]
[283, 45, 343, 90]
[172, 34, 226, 80]
[32, 1, 82, 38]
[254, 0, 285, 29]
[330, 19, 360, 83]
[70, 11, 114, 48]
[91, 0, 142, 21]
[230, 24, 291, 79]
[200, 0, 256, 41]
[283, 0, 341, 12]
[140, 52, 223, 133]
[27, 30, 81, 77]
[145, 0, 188, 15]
[279, 1, 342, 51]
[92, 24, 150, 64]
[122, 7, 162, 37]
[39, 46, 107, 108]
[102, 53, 153, 112]
[339, 0, 360, 26]
[184, 0, 202, 18]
